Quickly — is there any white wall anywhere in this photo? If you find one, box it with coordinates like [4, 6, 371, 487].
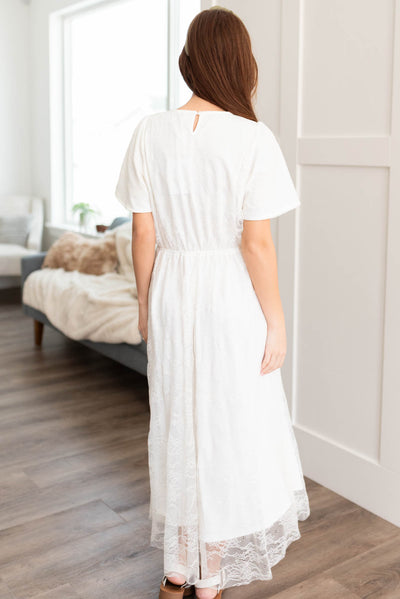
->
[30, 0, 82, 248]
[227, 0, 400, 526]
[0, 0, 31, 195]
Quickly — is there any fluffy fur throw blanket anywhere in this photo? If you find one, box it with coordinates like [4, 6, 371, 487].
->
[42, 232, 118, 275]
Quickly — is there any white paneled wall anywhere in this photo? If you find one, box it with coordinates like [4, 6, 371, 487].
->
[297, 0, 400, 526]
[301, 0, 394, 137]
[297, 165, 388, 458]
[220, 0, 400, 525]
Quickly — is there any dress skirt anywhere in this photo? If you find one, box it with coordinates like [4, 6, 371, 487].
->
[146, 244, 310, 590]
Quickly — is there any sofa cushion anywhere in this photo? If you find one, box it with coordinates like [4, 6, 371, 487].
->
[0, 244, 37, 276]
[0, 215, 33, 246]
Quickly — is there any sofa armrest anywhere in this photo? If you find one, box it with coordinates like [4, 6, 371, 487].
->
[21, 252, 47, 287]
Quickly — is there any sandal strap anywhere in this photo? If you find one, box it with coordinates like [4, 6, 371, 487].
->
[162, 574, 193, 589]
[181, 581, 193, 588]
[194, 573, 221, 589]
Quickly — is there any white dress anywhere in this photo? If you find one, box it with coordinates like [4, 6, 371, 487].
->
[115, 109, 310, 590]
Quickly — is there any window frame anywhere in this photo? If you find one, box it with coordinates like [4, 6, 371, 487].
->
[49, 0, 185, 228]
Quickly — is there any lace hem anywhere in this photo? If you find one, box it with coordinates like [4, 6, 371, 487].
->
[149, 488, 310, 589]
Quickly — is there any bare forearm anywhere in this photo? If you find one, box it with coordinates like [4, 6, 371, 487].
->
[131, 233, 156, 305]
[240, 241, 285, 328]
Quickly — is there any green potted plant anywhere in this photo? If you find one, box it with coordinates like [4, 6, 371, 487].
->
[72, 202, 98, 231]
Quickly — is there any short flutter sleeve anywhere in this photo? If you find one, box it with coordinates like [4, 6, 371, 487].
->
[115, 116, 152, 213]
[242, 121, 300, 220]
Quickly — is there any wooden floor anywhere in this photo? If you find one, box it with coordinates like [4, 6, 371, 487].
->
[1, 289, 400, 599]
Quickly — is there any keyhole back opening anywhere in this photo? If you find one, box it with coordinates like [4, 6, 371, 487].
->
[193, 113, 200, 132]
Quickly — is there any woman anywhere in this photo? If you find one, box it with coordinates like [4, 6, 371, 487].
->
[115, 6, 310, 599]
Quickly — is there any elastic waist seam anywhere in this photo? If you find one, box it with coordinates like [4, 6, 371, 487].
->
[156, 246, 241, 253]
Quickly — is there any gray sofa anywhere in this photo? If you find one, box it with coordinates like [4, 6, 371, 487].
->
[20, 217, 148, 376]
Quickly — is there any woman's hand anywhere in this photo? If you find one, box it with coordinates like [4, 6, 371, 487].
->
[260, 321, 287, 375]
[138, 303, 148, 342]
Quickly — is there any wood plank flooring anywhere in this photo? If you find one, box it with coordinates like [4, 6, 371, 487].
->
[1, 288, 399, 598]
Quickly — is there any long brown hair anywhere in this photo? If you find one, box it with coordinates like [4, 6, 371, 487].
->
[178, 6, 258, 122]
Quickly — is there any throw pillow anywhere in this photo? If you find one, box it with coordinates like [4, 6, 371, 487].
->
[0, 214, 34, 246]
[42, 232, 118, 275]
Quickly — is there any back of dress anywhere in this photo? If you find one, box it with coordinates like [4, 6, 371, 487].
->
[114, 109, 310, 591]
[115, 109, 300, 250]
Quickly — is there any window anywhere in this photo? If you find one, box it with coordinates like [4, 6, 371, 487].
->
[50, 0, 200, 228]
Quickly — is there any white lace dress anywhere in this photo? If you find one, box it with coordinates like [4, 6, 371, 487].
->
[115, 109, 310, 590]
